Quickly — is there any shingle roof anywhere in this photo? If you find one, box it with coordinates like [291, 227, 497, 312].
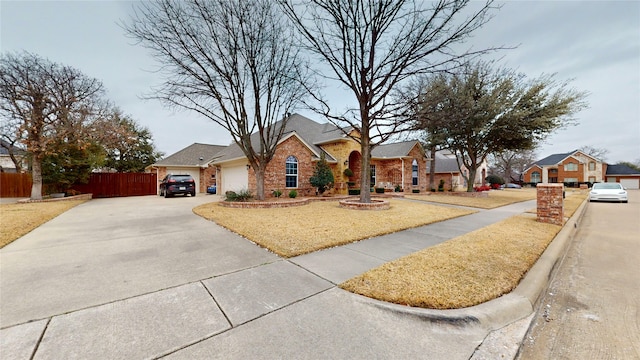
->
[606, 164, 640, 175]
[213, 113, 351, 163]
[427, 149, 460, 173]
[372, 140, 421, 158]
[0, 140, 26, 156]
[154, 143, 227, 167]
[533, 150, 577, 166]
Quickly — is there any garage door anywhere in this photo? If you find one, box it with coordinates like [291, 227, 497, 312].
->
[166, 168, 200, 193]
[221, 165, 248, 193]
[620, 179, 640, 190]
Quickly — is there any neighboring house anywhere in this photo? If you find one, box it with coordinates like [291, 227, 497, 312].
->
[210, 114, 428, 196]
[0, 139, 26, 173]
[523, 150, 640, 189]
[604, 164, 640, 189]
[146, 143, 227, 193]
[425, 149, 488, 191]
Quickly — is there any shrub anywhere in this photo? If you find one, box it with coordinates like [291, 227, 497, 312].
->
[343, 168, 354, 177]
[412, 189, 420, 193]
[486, 174, 505, 189]
[310, 153, 334, 194]
[375, 187, 385, 193]
[346, 181, 356, 187]
[438, 179, 445, 192]
[288, 190, 297, 198]
[348, 189, 361, 195]
[394, 184, 402, 192]
[225, 189, 253, 202]
[272, 189, 283, 198]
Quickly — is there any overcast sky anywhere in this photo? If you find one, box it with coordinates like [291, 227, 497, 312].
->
[2, 1, 639, 164]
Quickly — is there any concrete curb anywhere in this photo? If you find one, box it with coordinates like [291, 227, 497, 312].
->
[348, 198, 589, 332]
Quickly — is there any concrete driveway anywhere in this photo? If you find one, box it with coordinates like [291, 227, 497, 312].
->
[1, 193, 550, 359]
[0, 194, 278, 328]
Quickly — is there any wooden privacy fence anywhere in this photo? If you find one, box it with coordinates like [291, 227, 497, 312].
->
[1, 172, 158, 198]
[0, 173, 32, 198]
[71, 173, 158, 198]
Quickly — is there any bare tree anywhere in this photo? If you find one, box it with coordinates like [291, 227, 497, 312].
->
[489, 149, 537, 183]
[0, 118, 25, 173]
[124, 0, 309, 200]
[415, 61, 588, 192]
[279, 0, 499, 202]
[0, 52, 105, 199]
[578, 145, 609, 161]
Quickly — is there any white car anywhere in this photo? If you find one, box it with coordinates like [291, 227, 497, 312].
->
[589, 183, 628, 203]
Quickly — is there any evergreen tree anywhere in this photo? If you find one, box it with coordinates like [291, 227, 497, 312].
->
[309, 153, 334, 195]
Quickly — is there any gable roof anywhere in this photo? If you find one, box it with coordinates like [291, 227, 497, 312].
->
[213, 113, 352, 164]
[533, 150, 577, 166]
[606, 164, 640, 175]
[526, 150, 604, 172]
[372, 140, 423, 159]
[428, 149, 461, 173]
[154, 143, 227, 167]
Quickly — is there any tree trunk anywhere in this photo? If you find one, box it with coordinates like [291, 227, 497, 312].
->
[359, 140, 372, 203]
[30, 158, 43, 200]
[429, 146, 437, 191]
[254, 166, 265, 201]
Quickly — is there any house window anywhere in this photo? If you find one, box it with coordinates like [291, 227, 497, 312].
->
[412, 159, 418, 186]
[285, 156, 298, 188]
[588, 176, 596, 183]
[589, 162, 596, 171]
[531, 171, 541, 183]
[370, 165, 376, 187]
[564, 178, 578, 183]
[564, 163, 578, 171]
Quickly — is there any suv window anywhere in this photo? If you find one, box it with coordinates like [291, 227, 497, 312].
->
[165, 175, 194, 182]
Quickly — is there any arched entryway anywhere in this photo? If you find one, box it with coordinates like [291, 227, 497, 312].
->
[347, 151, 362, 187]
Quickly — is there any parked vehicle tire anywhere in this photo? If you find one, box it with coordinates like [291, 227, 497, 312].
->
[191, 191, 196, 197]
[164, 191, 171, 198]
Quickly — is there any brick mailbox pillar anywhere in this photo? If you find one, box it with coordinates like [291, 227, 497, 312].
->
[537, 183, 564, 225]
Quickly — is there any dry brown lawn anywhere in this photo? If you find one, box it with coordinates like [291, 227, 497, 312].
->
[340, 214, 562, 309]
[193, 199, 475, 257]
[405, 188, 537, 209]
[0, 200, 88, 248]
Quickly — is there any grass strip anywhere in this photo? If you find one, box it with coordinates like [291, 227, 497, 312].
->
[340, 214, 565, 309]
[193, 199, 475, 258]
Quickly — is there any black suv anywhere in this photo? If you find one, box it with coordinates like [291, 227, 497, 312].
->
[159, 174, 196, 197]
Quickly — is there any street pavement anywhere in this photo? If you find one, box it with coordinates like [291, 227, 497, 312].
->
[0, 192, 591, 359]
[517, 191, 640, 359]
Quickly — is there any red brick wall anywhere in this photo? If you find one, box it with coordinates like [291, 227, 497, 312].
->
[536, 183, 564, 225]
[558, 157, 584, 183]
[200, 165, 217, 193]
[249, 136, 316, 197]
[523, 166, 541, 183]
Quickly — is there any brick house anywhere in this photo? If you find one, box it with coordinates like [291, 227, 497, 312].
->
[151, 114, 489, 195]
[211, 114, 429, 196]
[146, 143, 227, 193]
[523, 150, 640, 189]
[425, 149, 488, 191]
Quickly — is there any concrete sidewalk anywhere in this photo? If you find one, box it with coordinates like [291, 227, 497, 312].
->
[0, 195, 581, 359]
